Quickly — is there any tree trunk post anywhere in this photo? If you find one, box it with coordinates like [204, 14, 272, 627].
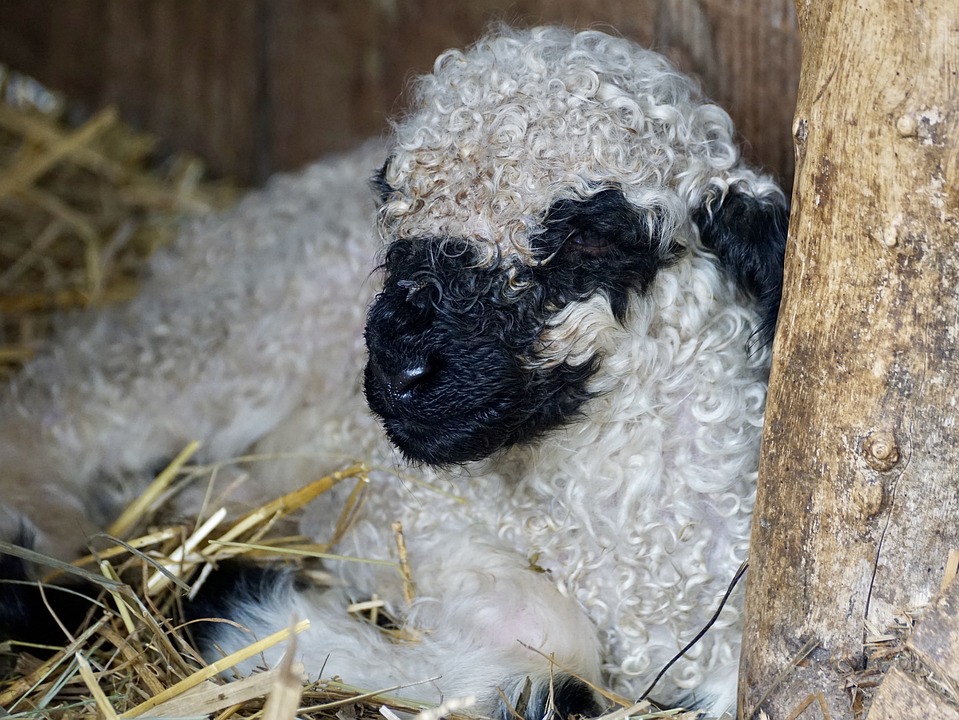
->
[739, 1, 959, 718]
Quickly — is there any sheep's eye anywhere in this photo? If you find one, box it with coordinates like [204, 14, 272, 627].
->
[564, 229, 613, 259]
[531, 186, 673, 321]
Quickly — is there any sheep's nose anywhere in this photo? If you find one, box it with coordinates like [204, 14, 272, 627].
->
[371, 356, 435, 397]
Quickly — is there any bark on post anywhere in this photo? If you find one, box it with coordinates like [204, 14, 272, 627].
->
[739, 1, 959, 718]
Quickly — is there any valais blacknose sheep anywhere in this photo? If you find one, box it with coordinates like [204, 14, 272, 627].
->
[0, 26, 787, 719]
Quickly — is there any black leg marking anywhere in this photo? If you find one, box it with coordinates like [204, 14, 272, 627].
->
[184, 559, 296, 653]
[0, 534, 100, 651]
[499, 674, 604, 720]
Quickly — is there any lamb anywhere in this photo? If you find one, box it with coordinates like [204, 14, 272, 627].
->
[0, 25, 788, 719]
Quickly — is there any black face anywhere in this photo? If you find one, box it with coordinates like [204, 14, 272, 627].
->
[364, 186, 674, 466]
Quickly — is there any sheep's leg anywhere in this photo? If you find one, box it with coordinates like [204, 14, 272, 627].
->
[190, 532, 605, 720]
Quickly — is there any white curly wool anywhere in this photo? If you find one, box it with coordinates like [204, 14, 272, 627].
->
[380, 27, 772, 265]
[0, 26, 784, 718]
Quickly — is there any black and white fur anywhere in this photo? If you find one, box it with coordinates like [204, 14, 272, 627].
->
[0, 26, 787, 718]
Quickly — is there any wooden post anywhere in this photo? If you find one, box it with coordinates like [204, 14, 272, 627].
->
[740, 1, 959, 718]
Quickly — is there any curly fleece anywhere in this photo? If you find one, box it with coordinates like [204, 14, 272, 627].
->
[0, 26, 785, 718]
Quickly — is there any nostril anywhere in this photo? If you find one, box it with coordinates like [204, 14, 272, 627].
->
[369, 354, 438, 398]
[391, 362, 434, 395]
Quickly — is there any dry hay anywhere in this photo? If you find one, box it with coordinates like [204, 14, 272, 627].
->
[0, 65, 236, 382]
[1, 450, 697, 720]
[0, 69, 704, 720]
[0, 456, 447, 720]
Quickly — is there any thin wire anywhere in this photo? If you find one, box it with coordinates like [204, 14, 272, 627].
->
[638, 559, 750, 702]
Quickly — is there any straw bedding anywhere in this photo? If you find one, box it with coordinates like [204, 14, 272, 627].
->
[0, 67, 700, 720]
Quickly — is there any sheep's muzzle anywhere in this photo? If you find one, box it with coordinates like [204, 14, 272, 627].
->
[363, 236, 597, 466]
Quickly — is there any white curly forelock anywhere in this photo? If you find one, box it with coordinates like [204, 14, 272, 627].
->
[380, 26, 743, 266]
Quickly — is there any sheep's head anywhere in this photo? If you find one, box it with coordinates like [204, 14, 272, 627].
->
[364, 26, 787, 465]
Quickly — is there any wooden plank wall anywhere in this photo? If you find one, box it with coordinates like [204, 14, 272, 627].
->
[0, 0, 800, 187]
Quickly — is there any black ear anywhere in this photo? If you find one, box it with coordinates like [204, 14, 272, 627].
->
[693, 187, 789, 346]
